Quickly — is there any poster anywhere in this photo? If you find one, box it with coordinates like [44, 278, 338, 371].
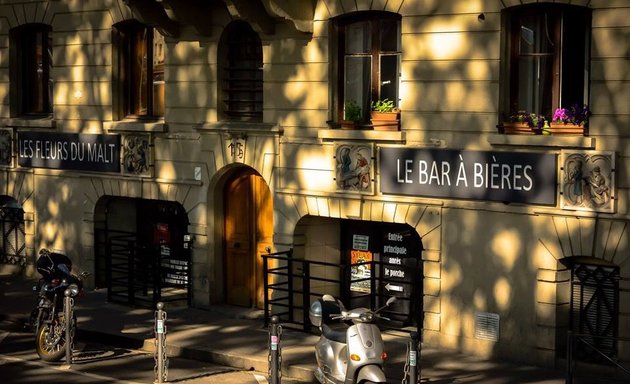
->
[350, 249, 373, 293]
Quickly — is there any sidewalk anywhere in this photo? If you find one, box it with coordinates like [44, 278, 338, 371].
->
[0, 273, 572, 383]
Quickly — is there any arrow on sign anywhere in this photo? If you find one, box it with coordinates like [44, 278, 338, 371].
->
[385, 283, 403, 292]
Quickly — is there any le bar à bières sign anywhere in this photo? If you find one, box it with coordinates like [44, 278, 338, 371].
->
[18, 132, 120, 173]
[380, 147, 557, 205]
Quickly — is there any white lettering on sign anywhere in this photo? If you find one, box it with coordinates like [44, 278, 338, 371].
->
[385, 267, 405, 278]
[383, 245, 407, 255]
[395, 157, 534, 192]
[387, 233, 403, 242]
[388, 257, 402, 265]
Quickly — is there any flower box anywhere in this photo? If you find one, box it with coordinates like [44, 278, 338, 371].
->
[547, 122, 586, 135]
[501, 122, 538, 135]
[370, 111, 400, 131]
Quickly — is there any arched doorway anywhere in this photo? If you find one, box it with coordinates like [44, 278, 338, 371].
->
[223, 168, 272, 308]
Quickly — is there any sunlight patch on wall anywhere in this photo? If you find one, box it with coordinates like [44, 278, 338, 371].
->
[47, 200, 59, 217]
[43, 221, 57, 242]
[427, 31, 466, 60]
[473, 288, 487, 311]
[157, 162, 176, 180]
[493, 277, 511, 311]
[299, 163, 332, 191]
[491, 229, 520, 271]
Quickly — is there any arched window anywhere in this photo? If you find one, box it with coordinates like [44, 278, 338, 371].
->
[9, 23, 52, 116]
[500, 4, 591, 127]
[218, 21, 263, 122]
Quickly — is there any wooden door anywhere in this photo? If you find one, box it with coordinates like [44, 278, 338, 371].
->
[224, 170, 273, 308]
[254, 174, 273, 308]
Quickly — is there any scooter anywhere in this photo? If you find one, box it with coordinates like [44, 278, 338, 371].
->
[309, 294, 396, 384]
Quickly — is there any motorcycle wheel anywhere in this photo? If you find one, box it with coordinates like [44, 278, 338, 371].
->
[35, 313, 75, 362]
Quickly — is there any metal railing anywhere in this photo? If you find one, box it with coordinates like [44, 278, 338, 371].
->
[261, 249, 422, 333]
[566, 332, 630, 383]
[97, 229, 191, 308]
[262, 249, 344, 331]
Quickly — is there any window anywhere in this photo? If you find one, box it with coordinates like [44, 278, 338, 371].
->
[501, 4, 591, 123]
[218, 21, 263, 122]
[332, 12, 401, 125]
[9, 24, 53, 117]
[113, 21, 165, 119]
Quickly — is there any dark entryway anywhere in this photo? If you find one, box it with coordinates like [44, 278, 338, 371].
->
[94, 197, 191, 307]
[262, 218, 423, 333]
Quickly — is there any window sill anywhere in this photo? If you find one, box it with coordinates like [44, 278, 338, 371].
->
[107, 119, 167, 132]
[318, 128, 405, 142]
[4, 117, 56, 129]
[487, 134, 595, 149]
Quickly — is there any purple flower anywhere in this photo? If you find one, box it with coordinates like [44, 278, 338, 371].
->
[553, 104, 590, 126]
[553, 108, 569, 122]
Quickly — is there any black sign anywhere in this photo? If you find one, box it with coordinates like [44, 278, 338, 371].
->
[379, 147, 557, 205]
[18, 132, 120, 173]
[381, 232, 417, 296]
[160, 245, 190, 287]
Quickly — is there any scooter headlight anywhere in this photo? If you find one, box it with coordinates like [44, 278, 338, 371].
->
[360, 312, 374, 322]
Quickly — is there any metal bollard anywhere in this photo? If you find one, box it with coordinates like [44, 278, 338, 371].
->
[403, 331, 420, 384]
[565, 331, 573, 384]
[64, 288, 73, 366]
[268, 315, 282, 384]
[409, 331, 420, 384]
[154, 302, 168, 383]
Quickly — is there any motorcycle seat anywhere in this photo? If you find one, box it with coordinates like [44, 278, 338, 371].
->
[321, 322, 349, 344]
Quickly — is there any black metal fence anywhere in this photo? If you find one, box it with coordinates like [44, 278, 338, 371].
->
[95, 229, 191, 308]
[262, 249, 422, 334]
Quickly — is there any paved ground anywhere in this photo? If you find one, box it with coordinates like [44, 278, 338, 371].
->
[1, 273, 626, 383]
[0, 324, 302, 384]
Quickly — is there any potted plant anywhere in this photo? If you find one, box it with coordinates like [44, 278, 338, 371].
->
[550, 104, 590, 135]
[341, 100, 362, 129]
[370, 99, 400, 131]
[502, 110, 546, 134]
[501, 104, 589, 135]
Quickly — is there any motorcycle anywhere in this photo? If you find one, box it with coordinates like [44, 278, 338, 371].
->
[309, 294, 396, 384]
[29, 269, 88, 362]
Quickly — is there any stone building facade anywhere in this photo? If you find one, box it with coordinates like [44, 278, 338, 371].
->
[0, 0, 628, 370]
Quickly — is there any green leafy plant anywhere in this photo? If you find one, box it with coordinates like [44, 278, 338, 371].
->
[371, 98, 397, 113]
[509, 110, 547, 130]
[344, 100, 362, 122]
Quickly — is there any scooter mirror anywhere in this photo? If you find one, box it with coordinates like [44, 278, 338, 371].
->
[386, 296, 397, 306]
